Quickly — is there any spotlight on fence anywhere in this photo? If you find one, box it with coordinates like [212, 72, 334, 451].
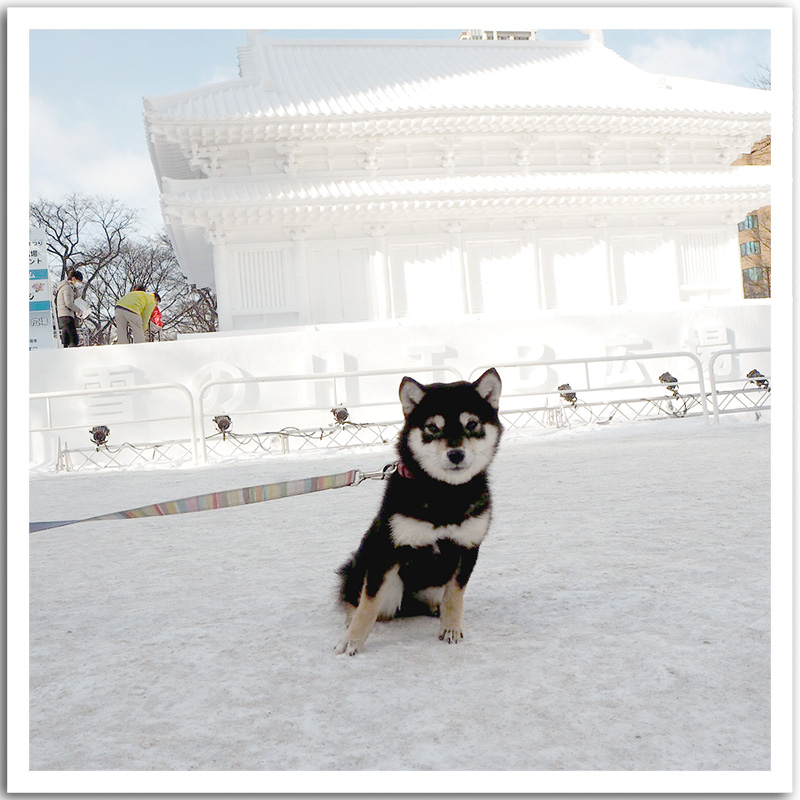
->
[90, 425, 110, 448]
[747, 369, 770, 391]
[558, 384, 578, 407]
[659, 372, 680, 397]
[213, 415, 232, 436]
[331, 406, 350, 424]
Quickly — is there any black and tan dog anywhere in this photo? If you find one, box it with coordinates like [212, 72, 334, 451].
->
[335, 369, 502, 655]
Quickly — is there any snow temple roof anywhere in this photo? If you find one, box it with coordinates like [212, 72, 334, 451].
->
[144, 36, 770, 124]
[161, 168, 771, 238]
[144, 33, 772, 303]
[162, 168, 772, 207]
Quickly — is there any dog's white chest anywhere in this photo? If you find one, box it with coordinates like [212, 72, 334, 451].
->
[389, 512, 489, 549]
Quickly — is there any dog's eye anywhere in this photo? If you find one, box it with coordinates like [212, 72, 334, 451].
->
[465, 419, 479, 432]
[425, 422, 440, 434]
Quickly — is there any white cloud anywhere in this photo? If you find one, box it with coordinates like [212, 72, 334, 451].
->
[29, 95, 165, 236]
[625, 34, 764, 86]
[201, 65, 240, 86]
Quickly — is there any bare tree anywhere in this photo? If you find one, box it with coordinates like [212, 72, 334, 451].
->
[31, 193, 218, 344]
[740, 63, 771, 165]
[746, 62, 771, 91]
[79, 235, 218, 344]
[30, 193, 139, 283]
[162, 282, 219, 338]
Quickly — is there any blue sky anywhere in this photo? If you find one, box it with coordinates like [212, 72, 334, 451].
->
[26, 23, 772, 236]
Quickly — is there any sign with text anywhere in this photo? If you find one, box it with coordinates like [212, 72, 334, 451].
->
[29, 227, 58, 350]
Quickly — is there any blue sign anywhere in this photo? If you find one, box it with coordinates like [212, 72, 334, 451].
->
[29, 228, 58, 349]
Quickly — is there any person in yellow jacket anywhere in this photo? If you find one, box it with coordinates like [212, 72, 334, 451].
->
[114, 289, 161, 344]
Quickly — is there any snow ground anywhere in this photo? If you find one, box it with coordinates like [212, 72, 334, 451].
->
[25, 416, 775, 790]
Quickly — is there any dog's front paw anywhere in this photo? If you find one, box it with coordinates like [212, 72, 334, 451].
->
[438, 626, 463, 644]
[334, 638, 363, 656]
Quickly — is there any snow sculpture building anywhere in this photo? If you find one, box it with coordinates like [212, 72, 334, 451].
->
[144, 31, 770, 333]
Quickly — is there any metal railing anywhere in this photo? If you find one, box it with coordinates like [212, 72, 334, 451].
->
[30, 351, 770, 471]
[29, 382, 200, 465]
[195, 366, 464, 464]
[469, 351, 711, 423]
[708, 347, 771, 423]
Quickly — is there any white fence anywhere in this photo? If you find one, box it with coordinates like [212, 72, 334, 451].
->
[708, 347, 771, 424]
[469, 350, 711, 415]
[29, 383, 199, 466]
[29, 349, 770, 470]
[195, 366, 464, 464]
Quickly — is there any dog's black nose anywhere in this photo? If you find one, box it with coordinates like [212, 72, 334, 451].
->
[448, 449, 465, 465]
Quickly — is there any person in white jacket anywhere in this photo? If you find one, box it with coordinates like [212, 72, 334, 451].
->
[54, 269, 84, 348]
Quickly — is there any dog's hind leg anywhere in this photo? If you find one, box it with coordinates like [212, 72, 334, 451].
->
[334, 566, 402, 656]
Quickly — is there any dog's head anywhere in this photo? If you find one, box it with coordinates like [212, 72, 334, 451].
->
[398, 368, 502, 485]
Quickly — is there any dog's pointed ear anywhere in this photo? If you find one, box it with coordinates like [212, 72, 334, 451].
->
[399, 377, 426, 417]
[474, 368, 502, 409]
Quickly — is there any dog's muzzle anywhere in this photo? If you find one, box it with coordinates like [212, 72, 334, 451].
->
[447, 449, 466, 466]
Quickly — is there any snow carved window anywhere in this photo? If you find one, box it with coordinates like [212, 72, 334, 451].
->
[465, 240, 537, 315]
[232, 248, 297, 311]
[610, 235, 675, 308]
[679, 232, 726, 288]
[307, 247, 371, 324]
[388, 243, 460, 319]
[539, 238, 610, 311]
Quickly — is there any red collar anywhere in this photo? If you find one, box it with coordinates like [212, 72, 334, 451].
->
[396, 460, 415, 479]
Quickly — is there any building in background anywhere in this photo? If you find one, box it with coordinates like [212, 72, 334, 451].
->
[144, 30, 770, 333]
[734, 136, 771, 298]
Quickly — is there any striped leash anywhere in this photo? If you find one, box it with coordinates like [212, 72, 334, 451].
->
[29, 462, 398, 533]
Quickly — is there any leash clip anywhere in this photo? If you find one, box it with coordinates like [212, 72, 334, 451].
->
[353, 461, 398, 485]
